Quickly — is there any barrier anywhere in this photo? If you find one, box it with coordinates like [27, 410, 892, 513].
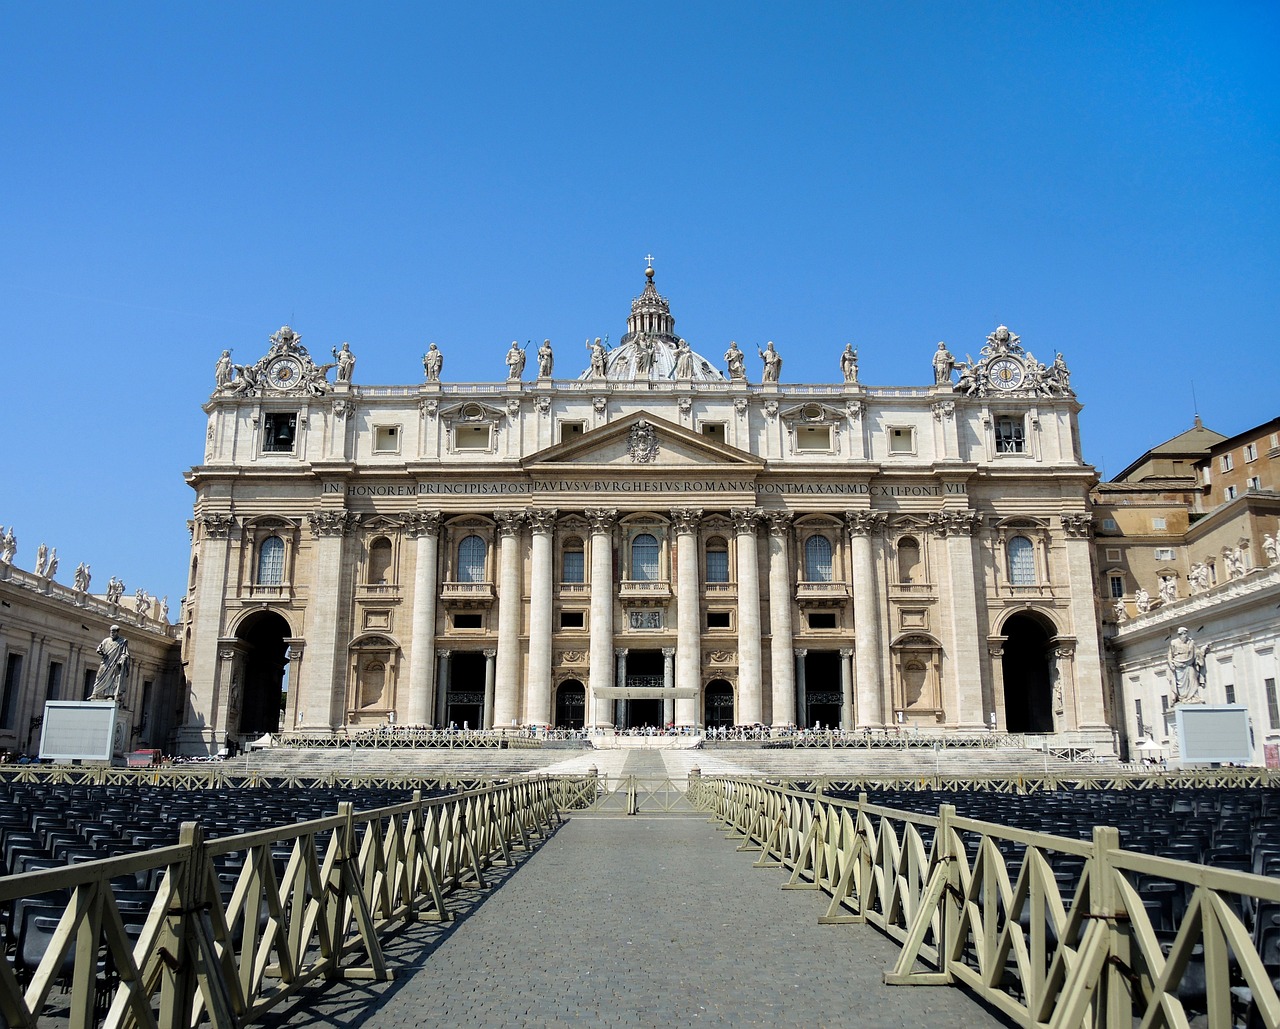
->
[697, 776, 1280, 1028]
[0, 777, 571, 1029]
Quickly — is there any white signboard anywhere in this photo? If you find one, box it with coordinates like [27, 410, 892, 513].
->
[1175, 705, 1252, 765]
[39, 701, 119, 762]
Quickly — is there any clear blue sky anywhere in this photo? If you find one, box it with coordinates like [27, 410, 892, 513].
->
[2, 2, 1276, 609]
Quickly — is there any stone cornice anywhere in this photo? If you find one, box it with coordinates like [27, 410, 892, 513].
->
[1111, 565, 1280, 644]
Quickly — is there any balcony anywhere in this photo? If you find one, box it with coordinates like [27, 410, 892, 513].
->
[619, 579, 672, 606]
[247, 585, 290, 601]
[440, 581, 496, 607]
[558, 582, 589, 597]
[795, 580, 850, 604]
[704, 582, 737, 597]
[888, 582, 937, 601]
[356, 583, 402, 601]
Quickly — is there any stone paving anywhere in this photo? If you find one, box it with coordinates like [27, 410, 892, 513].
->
[257, 786, 1010, 1028]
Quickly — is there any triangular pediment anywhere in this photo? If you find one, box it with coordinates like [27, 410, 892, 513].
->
[525, 412, 765, 472]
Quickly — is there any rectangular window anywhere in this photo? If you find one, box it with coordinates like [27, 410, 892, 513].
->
[995, 416, 1025, 454]
[454, 425, 490, 450]
[1246, 442, 1258, 462]
[46, 661, 63, 703]
[705, 550, 729, 583]
[796, 425, 832, 451]
[706, 611, 731, 629]
[1, 654, 22, 729]
[1102, 518, 1119, 531]
[888, 427, 914, 454]
[1160, 695, 1170, 714]
[1249, 476, 1262, 491]
[807, 612, 837, 629]
[1222, 453, 1234, 472]
[700, 423, 726, 444]
[1105, 548, 1122, 562]
[559, 421, 585, 443]
[1151, 517, 1167, 530]
[1109, 575, 1125, 598]
[1224, 684, 1236, 705]
[559, 611, 585, 630]
[1154, 547, 1175, 561]
[1226, 485, 1238, 500]
[1267, 679, 1280, 730]
[262, 412, 298, 453]
[562, 551, 584, 584]
[452, 613, 482, 630]
[1135, 698, 1143, 733]
[373, 425, 400, 453]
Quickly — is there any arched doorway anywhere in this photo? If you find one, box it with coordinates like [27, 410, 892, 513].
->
[234, 611, 291, 737]
[554, 680, 585, 729]
[1001, 614, 1055, 733]
[704, 680, 734, 728]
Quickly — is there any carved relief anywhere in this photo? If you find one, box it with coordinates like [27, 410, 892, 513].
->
[931, 400, 955, 421]
[627, 420, 659, 463]
[420, 398, 438, 419]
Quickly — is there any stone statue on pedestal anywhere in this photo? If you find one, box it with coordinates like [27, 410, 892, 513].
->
[0, 528, 13, 564]
[89, 626, 130, 702]
[332, 343, 355, 384]
[1134, 586, 1151, 614]
[724, 341, 746, 381]
[933, 342, 955, 385]
[758, 341, 782, 382]
[840, 344, 859, 383]
[423, 343, 443, 382]
[35, 543, 48, 576]
[505, 341, 527, 381]
[1167, 626, 1209, 704]
[106, 576, 125, 605]
[537, 339, 554, 378]
[1158, 575, 1177, 605]
[1264, 534, 1278, 566]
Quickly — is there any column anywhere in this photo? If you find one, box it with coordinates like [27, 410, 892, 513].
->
[839, 647, 855, 729]
[732, 508, 763, 724]
[847, 511, 886, 727]
[795, 648, 808, 727]
[766, 513, 797, 727]
[670, 508, 703, 727]
[493, 511, 525, 727]
[524, 509, 558, 726]
[940, 511, 986, 728]
[482, 649, 496, 728]
[405, 512, 442, 726]
[1061, 514, 1108, 729]
[987, 640, 1006, 730]
[615, 648, 628, 727]
[181, 514, 236, 753]
[284, 641, 306, 729]
[301, 511, 357, 731]
[587, 509, 617, 727]
[435, 650, 451, 727]
[662, 647, 675, 727]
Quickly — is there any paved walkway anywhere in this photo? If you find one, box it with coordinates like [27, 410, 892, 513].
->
[258, 799, 1009, 1028]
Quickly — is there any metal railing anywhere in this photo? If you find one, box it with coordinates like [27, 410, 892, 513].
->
[694, 776, 1280, 1028]
[0, 777, 573, 1029]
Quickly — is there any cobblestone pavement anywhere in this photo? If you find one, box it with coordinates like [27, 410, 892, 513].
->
[257, 813, 1011, 1029]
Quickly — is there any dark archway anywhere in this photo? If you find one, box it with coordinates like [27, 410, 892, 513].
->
[555, 680, 585, 730]
[621, 650, 663, 729]
[234, 611, 291, 737]
[1001, 614, 1055, 733]
[802, 651, 842, 728]
[446, 652, 486, 729]
[704, 680, 734, 728]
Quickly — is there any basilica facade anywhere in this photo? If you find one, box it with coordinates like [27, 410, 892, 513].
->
[178, 269, 1111, 755]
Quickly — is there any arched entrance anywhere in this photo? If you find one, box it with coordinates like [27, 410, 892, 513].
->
[555, 680, 586, 729]
[445, 652, 485, 729]
[801, 651, 841, 728]
[234, 611, 291, 737]
[1001, 613, 1055, 733]
[704, 680, 734, 728]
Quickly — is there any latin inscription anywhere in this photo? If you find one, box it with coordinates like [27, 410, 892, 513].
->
[324, 479, 966, 498]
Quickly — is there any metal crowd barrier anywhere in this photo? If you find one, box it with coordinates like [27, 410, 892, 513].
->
[0, 777, 573, 1029]
[694, 775, 1280, 1028]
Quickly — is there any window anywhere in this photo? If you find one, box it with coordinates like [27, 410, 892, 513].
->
[1224, 684, 1236, 705]
[701, 423, 726, 444]
[796, 425, 832, 451]
[889, 426, 914, 454]
[1105, 548, 1122, 561]
[1151, 517, 1166, 530]
[559, 611, 585, 629]
[1, 654, 21, 729]
[46, 661, 63, 703]
[1246, 442, 1258, 462]
[995, 416, 1025, 453]
[455, 425, 490, 450]
[1226, 485, 1238, 501]
[804, 536, 833, 582]
[1249, 476, 1262, 492]
[1109, 575, 1125, 598]
[263, 412, 297, 453]
[1154, 547, 1175, 561]
[374, 425, 400, 453]
[1102, 518, 1119, 531]
[257, 536, 285, 585]
[1134, 698, 1144, 733]
[1267, 678, 1279, 730]
[367, 537, 393, 584]
[559, 421, 585, 443]
[631, 534, 659, 581]
[1222, 453, 1234, 472]
[458, 536, 487, 583]
[1007, 535, 1035, 585]
[453, 613, 482, 629]
[807, 612, 837, 629]
[705, 538, 729, 583]
[706, 611, 731, 629]
[897, 537, 921, 583]
[561, 539, 585, 583]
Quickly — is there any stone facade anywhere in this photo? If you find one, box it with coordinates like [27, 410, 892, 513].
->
[177, 269, 1111, 755]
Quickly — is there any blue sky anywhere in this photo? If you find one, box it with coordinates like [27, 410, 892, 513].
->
[1, 2, 1276, 609]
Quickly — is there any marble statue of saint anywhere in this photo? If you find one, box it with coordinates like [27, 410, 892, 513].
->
[1167, 626, 1208, 704]
[933, 342, 955, 385]
[1264, 534, 1279, 566]
[674, 338, 694, 379]
[332, 343, 355, 384]
[1113, 598, 1127, 623]
[586, 337, 607, 378]
[35, 543, 48, 577]
[89, 626, 130, 701]
[45, 548, 57, 579]
[840, 344, 859, 384]
[73, 562, 90, 593]
[1224, 546, 1246, 578]
[955, 360, 978, 395]
[505, 341, 526, 381]
[1189, 562, 1210, 594]
[215, 350, 234, 390]
[635, 337, 656, 377]
[134, 588, 150, 616]
[1134, 586, 1151, 613]
[758, 341, 782, 383]
[423, 343, 443, 382]
[0, 528, 13, 564]
[724, 341, 746, 381]
[1048, 353, 1071, 394]
[159, 595, 169, 621]
[1159, 575, 1177, 605]
[107, 576, 124, 605]
[537, 339, 553, 378]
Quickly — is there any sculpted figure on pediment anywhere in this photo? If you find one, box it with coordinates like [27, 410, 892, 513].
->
[35, 543, 47, 577]
[724, 341, 746, 381]
[758, 341, 781, 382]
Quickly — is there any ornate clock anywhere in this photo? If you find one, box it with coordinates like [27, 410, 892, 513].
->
[988, 357, 1025, 391]
[265, 356, 304, 390]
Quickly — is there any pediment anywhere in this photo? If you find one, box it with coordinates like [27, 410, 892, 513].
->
[780, 401, 846, 424]
[439, 400, 507, 423]
[525, 412, 765, 472]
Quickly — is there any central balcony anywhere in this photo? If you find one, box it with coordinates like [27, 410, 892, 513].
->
[619, 579, 672, 607]
[795, 580, 850, 605]
[440, 580, 496, 608]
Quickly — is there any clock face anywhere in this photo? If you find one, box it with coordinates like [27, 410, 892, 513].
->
[988, 357, 1024, 391]
[266, 357, 303, 390]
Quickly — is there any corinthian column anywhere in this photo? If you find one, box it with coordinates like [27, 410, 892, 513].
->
[933, 509, 985, 728]
[493, 511, 525, 727]
[846, 510, 887, 727]
[524, 509, 558, 726]
[1060, 513, 1107, 729]
[587, 509, 617, 727]
[765, 512, 796, 727]
[732, 508, 764, 725]
[670, 507, 703, 726]
[405, 511, 442, 726]
[303, 510, 360, 730]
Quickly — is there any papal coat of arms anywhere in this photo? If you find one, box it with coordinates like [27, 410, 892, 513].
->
[627, 420, 658, 463]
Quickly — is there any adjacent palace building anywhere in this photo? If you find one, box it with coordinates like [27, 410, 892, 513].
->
[178, 268, 1112, 755]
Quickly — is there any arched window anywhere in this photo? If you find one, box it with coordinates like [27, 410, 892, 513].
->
[897, 537, 921, 584]
[1007, 535, 1036, 585]
[458, 536, 487, 583]
[562, 538, 585, 583]
[367, 537, 393, 584]
[631, 533, 659, 581]
[257, 536, 285, 585]
[804, 535, 833, 582]
[705, 537, 729, 583]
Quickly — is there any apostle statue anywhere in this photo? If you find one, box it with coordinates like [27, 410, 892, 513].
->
[35, 543, 48, 577]
[840, 344, 859, 384]
[505, 341, 527, 381]
[89, 625, 130, 701]
[674, 338, 694, 379]
[0, 527, 14, 564]
[537, 339, 554, 378]
[215, 350, 234, 390]
[423, 343, 444, 382]
[1134, 586, 1151, 613]
[586, 337, 608, 378]
[1158, 575, 1177, 605]
[1264, 534, 1279, 566]
[45, 548, 58, 580]
[758, 341, 782, 383]
[1167, 626, 1209, 704]
[724, 341, 746, 381]
[933, 342, 955, 385]
[332, 342, 356, 384]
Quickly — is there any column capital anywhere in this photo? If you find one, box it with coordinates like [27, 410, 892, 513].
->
[730, 507, 763, 534]
[527, 508, 559, 534]
[765, 511, 793, 537]
[309, 510, 361, 538]
[438, 648, 452, 658]
[403, 510, 443, 539]
[928, 509, 981, 537]
[986, 636, 1005, 659]
[839, 647, 854, 658]
[1060, 512, 1093, 538]
[494, 510, 526, 537]
[661, 647, 676, 658]
[482, 648, 497, 658]
[199, 513, 236, 539]
[845, 510, 888, 537]
[794, 647, 808, 658]
[614, 647, 629, 658]
[586, 508, 618, 534]
[669, 507, 703, 534]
